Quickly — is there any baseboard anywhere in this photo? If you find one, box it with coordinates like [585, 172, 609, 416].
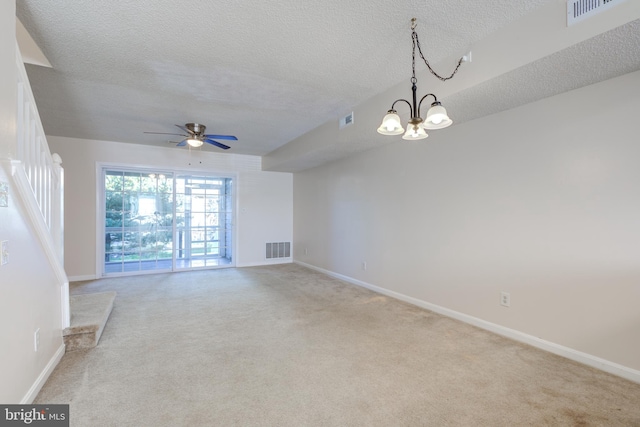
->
[67, 274, 98, 282]
[294, 261, 640, 385]
[21, 344, 65, 404]
[72, 262, 294, 279]
[237, 259, 293, 268]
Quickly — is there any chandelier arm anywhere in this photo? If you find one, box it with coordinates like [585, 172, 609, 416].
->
[412, 30, 464, 82]
[390, 99, 413, 118]
[377, 19, 456, 137]
[417, 93, 438, 118]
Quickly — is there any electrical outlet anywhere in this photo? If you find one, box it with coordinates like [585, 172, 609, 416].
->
[304, 248, 308, 255]
[362, 261, 367, 271]
[1, 240, 7, 265]
[500, 291, 510, 307]
[34, 328, 40, 352]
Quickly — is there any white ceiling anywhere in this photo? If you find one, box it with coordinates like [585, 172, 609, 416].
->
[16, 1, 640, 171]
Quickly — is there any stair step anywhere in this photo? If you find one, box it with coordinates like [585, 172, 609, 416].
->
[63, 292, 116, 351]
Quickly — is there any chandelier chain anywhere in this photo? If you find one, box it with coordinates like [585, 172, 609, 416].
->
[411, 31, 463, 82]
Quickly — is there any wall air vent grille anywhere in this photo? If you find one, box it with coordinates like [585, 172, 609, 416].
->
[567, 0, 626, 26]
[266, 242, 291, 259]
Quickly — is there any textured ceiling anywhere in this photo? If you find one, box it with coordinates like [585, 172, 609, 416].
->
[15, 1, 640, 171]
[448, 19, 640, 126]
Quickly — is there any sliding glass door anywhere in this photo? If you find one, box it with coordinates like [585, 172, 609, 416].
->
[175, 175, 233, 269]
[102, 168, 233, 276]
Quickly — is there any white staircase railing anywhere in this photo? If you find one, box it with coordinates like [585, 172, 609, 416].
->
[14, 44, 69, 328]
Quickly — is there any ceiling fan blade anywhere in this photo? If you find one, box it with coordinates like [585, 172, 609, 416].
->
[203, 134, 237, 141]
[175, 124, 195, 135]
[204, 139, 230, 150]
[144, 132, 188, 137]
[176, 139, 188, 147]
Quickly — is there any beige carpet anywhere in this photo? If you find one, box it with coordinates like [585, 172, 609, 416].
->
[36, 264, 640, 426]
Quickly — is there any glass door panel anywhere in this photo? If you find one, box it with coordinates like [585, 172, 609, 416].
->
[175, 175, 233, 269]
[103, 170, 174, 275]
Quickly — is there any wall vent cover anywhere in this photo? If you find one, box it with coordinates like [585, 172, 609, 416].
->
[266, 242, 291, 259]
[567, 0, 626, 26]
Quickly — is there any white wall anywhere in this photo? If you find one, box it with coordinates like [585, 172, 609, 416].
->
[0, 164, 64, 403]
[236, 170, 294, 266]
[294, 70, 640, 374]
[1, 3, 64, 403]
[0, 2, 16, 159]
[47, 136, 293, 279]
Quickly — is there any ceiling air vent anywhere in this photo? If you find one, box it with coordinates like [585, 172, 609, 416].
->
[339, 112, 354, 129]
[567, 0, 627, 26]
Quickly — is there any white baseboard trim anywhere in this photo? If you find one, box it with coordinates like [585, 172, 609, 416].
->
[294, 261, 640, 385]
[21, 344, 65, 404]
[67, 274, 98, 282]
[237, 259, 293, 268]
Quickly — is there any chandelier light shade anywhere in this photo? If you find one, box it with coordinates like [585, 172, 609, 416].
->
[377, 110, 404, 135]
[402, 121, 428, 140]
[377, 18, 463, 140]
[423, 102, 452, 129]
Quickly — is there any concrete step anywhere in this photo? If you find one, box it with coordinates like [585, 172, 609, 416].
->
[63, 291, 116, 351]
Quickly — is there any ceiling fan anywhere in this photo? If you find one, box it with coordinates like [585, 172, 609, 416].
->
[144, 123, 237, 150]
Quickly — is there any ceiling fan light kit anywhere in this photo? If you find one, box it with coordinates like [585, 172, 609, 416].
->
[187, 138, 203, 147]
[144, 122, 238, 150]
[377, 18, 464, 141]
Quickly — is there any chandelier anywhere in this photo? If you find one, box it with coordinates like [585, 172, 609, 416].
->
[377, 18, 465, 140]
